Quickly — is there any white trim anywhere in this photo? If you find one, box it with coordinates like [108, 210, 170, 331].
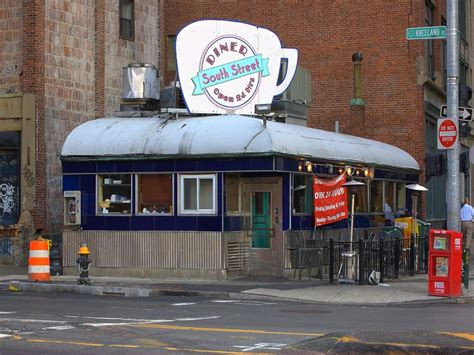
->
[179, 174, 216, 215]
[28, 266, 50, 273]
[29, 250, 49, 258]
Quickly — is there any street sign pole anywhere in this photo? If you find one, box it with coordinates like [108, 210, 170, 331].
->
[446, 0, 461, 231]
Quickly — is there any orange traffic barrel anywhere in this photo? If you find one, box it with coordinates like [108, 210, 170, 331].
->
[28, 240, 51, 281]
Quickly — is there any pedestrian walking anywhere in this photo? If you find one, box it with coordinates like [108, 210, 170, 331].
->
[460, 197, 473, 251]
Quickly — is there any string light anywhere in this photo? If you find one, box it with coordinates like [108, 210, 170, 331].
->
[295, 161, 374, 180]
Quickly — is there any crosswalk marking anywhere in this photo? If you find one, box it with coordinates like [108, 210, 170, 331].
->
[42, 326, 75, 331]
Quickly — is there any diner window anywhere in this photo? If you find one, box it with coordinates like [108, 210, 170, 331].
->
[97, 174, 132, 214]
[136, 174, 173, 215]
[292, 174, 312, 214]
[119, 0, 134, 40]
[179, 174, 216, 214]
[354, 180, 368, 213]
[385, 181, 395, 213]
[396, 182, 406, 214]
[226, 174, 241, 214]
[370, 180, 383, 213]
[346, 178, 368, 214]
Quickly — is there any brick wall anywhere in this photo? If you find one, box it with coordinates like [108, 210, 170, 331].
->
[21, 0, 46, 230]
[163, 0, 435, 173]
[0, 0, 23, 94]
[44, 0, 96, 231]
[2, 1, 162, 233]
[104, 0, 160, 115]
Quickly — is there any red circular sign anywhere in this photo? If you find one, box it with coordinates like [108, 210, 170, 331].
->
[438, 119, 457, 148]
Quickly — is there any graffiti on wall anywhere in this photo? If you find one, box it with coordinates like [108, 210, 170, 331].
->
[0, 238, 13, 256]
[0, 183, 15, 215]
[0, 148, 19, 226]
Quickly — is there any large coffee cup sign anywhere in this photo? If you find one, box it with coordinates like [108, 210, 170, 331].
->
[176, 20, 298, 115]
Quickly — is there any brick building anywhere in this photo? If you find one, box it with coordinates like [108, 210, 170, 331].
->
[162, 0, 473, 226]
[0, 0, 161, 265]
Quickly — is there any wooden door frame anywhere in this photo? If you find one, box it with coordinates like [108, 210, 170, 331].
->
[242, 177, 283, 276]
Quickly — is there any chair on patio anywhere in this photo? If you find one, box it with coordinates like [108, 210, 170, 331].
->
[287, 230, 323, 280]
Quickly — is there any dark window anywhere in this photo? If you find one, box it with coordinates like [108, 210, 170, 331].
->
[167, 35, 176, 71]
[441, 17, 447, 90]
[119, 0, 134, 40]
[459, 0, 467, 41]
[425, 0, 435, 80]
[292, 174, 312, 214]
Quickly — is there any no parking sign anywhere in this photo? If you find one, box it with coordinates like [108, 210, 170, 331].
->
[437, 118, 458, 150]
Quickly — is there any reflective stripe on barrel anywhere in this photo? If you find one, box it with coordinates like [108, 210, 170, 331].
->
[28, 240, 50, 281]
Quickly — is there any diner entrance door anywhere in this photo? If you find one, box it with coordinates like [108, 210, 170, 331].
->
[243, 178, 282, 277]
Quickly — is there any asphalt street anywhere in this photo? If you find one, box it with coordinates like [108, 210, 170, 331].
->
[0, 291, 472, 353]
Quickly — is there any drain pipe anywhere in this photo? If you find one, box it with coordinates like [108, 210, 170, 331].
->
[350, 52, 365, 106]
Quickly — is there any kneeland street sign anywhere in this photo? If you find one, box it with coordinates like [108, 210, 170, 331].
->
[406, 26, 446, 40]
[176, 20, 298, 115]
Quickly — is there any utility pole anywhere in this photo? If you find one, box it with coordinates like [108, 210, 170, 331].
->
[446, 0, 460, 231]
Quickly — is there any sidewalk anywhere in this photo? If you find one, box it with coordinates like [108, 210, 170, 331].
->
[1, 266, 473, 305]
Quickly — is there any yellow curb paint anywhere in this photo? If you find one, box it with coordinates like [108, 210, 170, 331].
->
[438, 332, 474, 342]
[27, 339, 104, 347]
[130, 323, 324, 337]
[135, 338, 169, 347]
[338, 336, 360, 343]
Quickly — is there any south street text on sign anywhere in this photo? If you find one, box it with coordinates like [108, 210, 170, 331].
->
[440, 104, 472, 121]
[406, 26, 446, 40]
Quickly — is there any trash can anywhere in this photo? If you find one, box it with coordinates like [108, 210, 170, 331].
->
[417, 219, 431, 238]
[339, 251, 359, 283]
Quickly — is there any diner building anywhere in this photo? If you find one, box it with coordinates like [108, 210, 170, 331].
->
[60, 112, 419, 278]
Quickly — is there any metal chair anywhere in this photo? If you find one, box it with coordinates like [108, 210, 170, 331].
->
[287, 231, 323, 280]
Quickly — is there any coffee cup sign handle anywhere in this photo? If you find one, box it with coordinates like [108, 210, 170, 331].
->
[273, 48, 298, 96]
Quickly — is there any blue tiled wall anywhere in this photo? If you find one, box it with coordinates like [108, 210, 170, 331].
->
[63, 157, 419, 233]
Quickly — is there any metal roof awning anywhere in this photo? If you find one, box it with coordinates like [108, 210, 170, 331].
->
[61, 114, 419, 171]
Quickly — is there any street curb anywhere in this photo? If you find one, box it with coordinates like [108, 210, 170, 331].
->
[4, 281, 474, 305]
[6, 281, 152, 297]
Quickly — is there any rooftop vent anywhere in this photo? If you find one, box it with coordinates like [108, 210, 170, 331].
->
[121, 63, 160, 111]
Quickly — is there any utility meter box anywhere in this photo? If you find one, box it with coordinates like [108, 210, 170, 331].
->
[64, 191, 81, 226]
[428, 229, 462, 297]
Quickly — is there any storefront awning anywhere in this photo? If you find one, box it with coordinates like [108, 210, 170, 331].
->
[61, 114, 419, 171]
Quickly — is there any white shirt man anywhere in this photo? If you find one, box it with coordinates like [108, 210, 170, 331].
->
[384, 201, 395, 226]
[460, 197, 473, 251]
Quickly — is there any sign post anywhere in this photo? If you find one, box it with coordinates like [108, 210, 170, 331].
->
[445, 1, 461, 231]
[437, 118, 458, 150]
[406, 20, 459, 229]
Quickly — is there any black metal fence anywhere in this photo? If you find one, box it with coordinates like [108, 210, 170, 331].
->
[328, 235, 429, 284]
